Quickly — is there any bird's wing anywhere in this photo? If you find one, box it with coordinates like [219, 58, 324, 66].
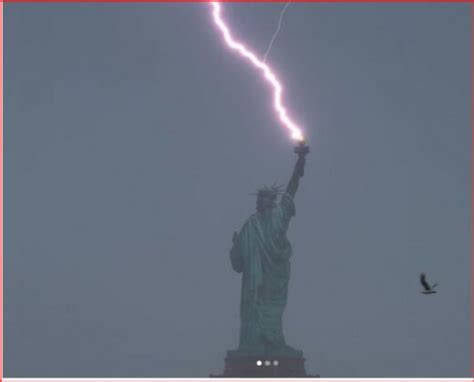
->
[431, 283, 438, 289]
[420, 273, 430, 290]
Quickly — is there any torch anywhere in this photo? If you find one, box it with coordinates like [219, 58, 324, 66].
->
[294, 140, 309, 177]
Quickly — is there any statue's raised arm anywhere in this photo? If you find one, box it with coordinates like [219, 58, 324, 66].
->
[286, 141, 310, 198]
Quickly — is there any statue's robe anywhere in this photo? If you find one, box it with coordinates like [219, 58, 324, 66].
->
[230, 193, 297, 356]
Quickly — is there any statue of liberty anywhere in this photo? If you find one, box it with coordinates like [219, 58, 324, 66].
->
[229, 142, 309, 358]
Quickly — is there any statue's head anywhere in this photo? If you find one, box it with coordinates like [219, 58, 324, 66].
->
[254, 184, 283, 213]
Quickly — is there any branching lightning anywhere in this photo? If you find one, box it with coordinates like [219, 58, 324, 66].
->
[263, 1, 291, 63]
[210, 2, 304, 142]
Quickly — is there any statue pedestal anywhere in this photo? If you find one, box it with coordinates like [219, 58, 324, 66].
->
[211, 353, 319, 378]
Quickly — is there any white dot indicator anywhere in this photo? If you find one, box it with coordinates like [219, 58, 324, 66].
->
[265, 360, 271, 366]
[273, 360, 279, 366]
[256, 360, 262, 366]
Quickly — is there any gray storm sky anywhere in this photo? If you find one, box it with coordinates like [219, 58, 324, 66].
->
[5, 2, 471, 377]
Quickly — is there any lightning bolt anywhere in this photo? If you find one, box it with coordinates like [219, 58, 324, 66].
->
[210, 2, 304, 142]
[263, 1, 291, 63]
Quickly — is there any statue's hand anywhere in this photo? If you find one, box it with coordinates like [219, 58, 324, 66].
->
[232, 232, 239, 244]
[296, 157, 306, 178]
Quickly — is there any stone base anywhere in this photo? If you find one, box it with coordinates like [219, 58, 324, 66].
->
[211, 354, 319, 378]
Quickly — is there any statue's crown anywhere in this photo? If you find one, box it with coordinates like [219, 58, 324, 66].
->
[253, 183, 284, 200]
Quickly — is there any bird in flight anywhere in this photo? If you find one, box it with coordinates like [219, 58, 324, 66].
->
[420, 273, 437, 294]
